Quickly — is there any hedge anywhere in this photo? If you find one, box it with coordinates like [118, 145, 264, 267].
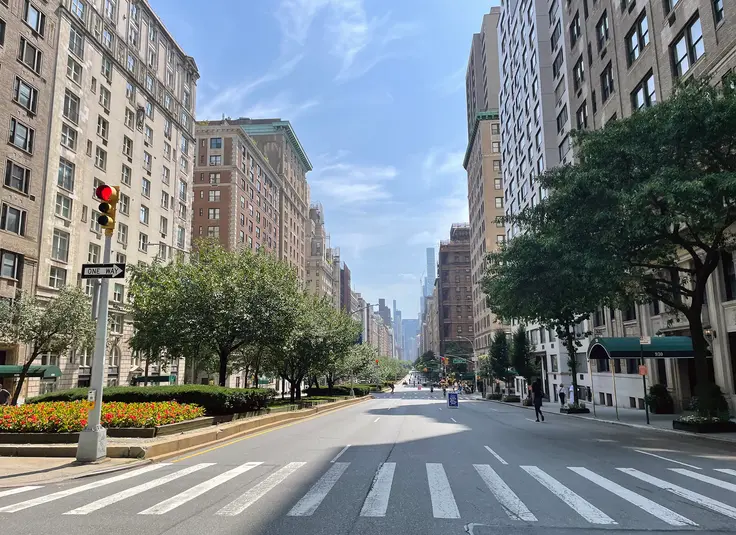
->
[26, 385, 276, 415]
[305, 384, 376, 397]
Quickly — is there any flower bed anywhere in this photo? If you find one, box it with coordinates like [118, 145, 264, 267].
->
[673, 415, 736, 434]
[0, 401, 205, 433]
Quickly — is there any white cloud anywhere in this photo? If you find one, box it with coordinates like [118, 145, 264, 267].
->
[310, 160, 398, 206]
[329, 231, 391, 259]
[198, 55, 304, 119]
[239, 93, 319, 121]
[421, 148, 466, 185]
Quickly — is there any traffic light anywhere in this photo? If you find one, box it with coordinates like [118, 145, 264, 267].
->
[96, 184, 119, 236]
[375, 359, 379, 364]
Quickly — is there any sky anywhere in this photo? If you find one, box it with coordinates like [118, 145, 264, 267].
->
[149, 0, 498, 319]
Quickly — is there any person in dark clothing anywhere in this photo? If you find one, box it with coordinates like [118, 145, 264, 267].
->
[532, 380, 545, 422]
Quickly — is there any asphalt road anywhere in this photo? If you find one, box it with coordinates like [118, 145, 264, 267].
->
[2, 384, 736, 535]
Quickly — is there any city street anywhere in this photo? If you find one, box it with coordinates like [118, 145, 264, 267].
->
[1, 385, 736, 535]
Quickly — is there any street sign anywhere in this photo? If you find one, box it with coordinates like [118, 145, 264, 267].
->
[639, 336, 651, 345]
[81, 263, 126, 279]
[448, 392, 459, 409]
[638, 365, 648, 376]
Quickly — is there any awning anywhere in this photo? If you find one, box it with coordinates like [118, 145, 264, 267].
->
[587, 337, 710, 360]
[0, 365, 62, 379]
[131, 375, 173, 384]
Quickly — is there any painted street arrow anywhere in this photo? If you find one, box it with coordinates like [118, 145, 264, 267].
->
[81, 263, 126, 279]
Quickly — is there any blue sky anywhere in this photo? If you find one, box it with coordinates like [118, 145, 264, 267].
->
[149, 0, 497, 318]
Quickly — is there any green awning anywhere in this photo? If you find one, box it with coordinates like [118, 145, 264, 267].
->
[587, 337, 710, 360]
[0, 365, 62, 379]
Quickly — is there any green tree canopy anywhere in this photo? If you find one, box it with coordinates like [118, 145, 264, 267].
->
[510, 325, 538, 390]
[489, 329, 513, 386]
[0, 286, 95, 405]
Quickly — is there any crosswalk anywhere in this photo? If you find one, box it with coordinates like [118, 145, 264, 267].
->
[0, 459, 735, 527]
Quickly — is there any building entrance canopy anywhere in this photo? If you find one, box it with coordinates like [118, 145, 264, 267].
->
[0, 365, 62, 379]
[587, 337, 710, 360]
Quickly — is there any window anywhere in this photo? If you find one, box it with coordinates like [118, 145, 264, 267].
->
[90, 210, 101, 233]
[13, 77, 37, 113]
[495, 197, 503, 209]
[113, 283, 124, 303]
[127, 53, 136, 73]
[49, 266, 67, 288]
[117, 222, 127, 245]
[209, 155, 222, 166]
[559, 135, 570, 160]
[70, 0, 85, 19]
[143, 151, 152, 170]
[177, 226, 185, 249]
[632, 72, 657, 109]
[627, 13, 650, 65]
[576, 101, 589, 129]
[665, 0, 680, 12]
[99, 86, 111, 110]
[102, 27, 112, 49]
[66, 56, 82, 85]
[552, 51, 563, 78]
[570, 11, 581, 46]
[122, 135, 132, 157]
[160, 216, 168, 235]
[69, 26, 84, 58]
[9, 119, 34, 153]
[104, 0, 116, 19]
[119, 192, 129, 214]
[163, 142, 171, 160]
[0, 19, 4, 47]
[95, 147, 107, 170]
[144, 125, 153, 145]
[208, 190, 221, 202]
[145, 100, 153, 119]
[124, 108, 134, 129]
[88, 243, 100, 263]
[178, 180, 187, 201]
[0, 251, 21, 279]
[51, 229, 69, 261]
[494, 178, 502, 190]
[1, 203, 26, 235]
[55, 193, 72, 219]
[139, 205, 149, 225]
[101, 56, 112, 79]
[18, 38, 42, 73]
[600, 62, 615, 102]
[496, 235, 505, 244]
[142, 177, 151, 198]
[4, 161, 30, 194]
[573, 56, 585, 91]
[63, 90, 80, 124]
[23, 1, 45, 35]
[714, 0, 724, 23]
[210, 137, 222, 149]
[138, 232, 148, 252]
[551, 22, 561, 51]
[161, 191, 170, 209]
[57, 158, 74, 191]
[125, 81, 135, 100]
[207, 226, 220, 238]
[596, 11, 609, 50]
[110, 314, 123, 334]
[97, 116, 109, 140]
[492, 141, 501, 152]
[208, 208, 220, 220]
[671, 16, 705, 78]
[121, 164, 131, 186]
[556, 105, 568, 133]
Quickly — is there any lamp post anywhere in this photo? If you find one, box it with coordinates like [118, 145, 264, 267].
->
[457, 335, 478, 394]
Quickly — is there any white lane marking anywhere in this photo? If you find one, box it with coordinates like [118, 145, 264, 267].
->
[0, 464, 166, 512]
[593, 439, 618, 443]
[330, 445, 351, 463]
[217, 462, 306, 516]
[450, 417, 457, 423]
[716, 469, 736, 477]
[569, 467, 696, 527]
[0, 487, 43, 499]
[139, 462, 262, 515]
[671, 468, 736, 493]
[373, 417, 381, 423]
[474, 464, 536, 521]
[360, 462, 396, 517]
[287, 462, 350, 516]
[483, 446, 508, 465]
[521, 466, 616, 525]
[426, 463, 460, 519]
[488, 408, 499, 412]
[620, 468, 736, 520]
[525, 418, 537, 423]
[65, 463, 213, 515]
[438, 408, 442, 411]
[633, 450, 701, 470]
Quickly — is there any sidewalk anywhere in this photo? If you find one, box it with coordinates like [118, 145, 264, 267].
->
[483, 397, 736, 445]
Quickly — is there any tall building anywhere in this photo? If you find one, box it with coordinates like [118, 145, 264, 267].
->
[330, 247, 340, 310]
[306, 203, 337, 303]
[239, 119, 311, 283]
[437, 224, 473, 360]
[29, 0, 198, 397]
[378, 298, 391, 327]
[463, 7, 505, 357]
[402, 318, 419, 361]
[424, 247, 436, 297]
[192, 120, 281, 253]
[340, 262, 352, 313]
[0, 0, 58, 394]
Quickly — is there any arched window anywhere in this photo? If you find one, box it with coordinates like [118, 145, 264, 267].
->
[107, 346, 121, 367]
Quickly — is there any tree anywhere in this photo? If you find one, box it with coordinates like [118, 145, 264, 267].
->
[489, 329, 513, 391]
[518, 76, 736, 399]
[340, 343, 376, 391]
[376, 356, 405, 383]
[314, 308, 361, 393]
[483, 233, 619, 404]
[0, 287, 95, 405]
[510, 325, 538, 397]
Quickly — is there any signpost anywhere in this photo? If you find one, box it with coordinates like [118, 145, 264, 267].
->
[81, 263, 126, 279]
[639, 337, 651, 425]
[448, 391, 459, 409]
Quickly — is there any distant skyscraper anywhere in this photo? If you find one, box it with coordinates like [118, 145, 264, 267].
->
[425, 248, 436, 297]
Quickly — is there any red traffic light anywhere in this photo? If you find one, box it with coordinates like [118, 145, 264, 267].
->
[375, 359, 379, 364]
[96, 185, 117, 202]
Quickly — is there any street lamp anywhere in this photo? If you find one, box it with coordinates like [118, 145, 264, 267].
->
[456, 335, 478, 394]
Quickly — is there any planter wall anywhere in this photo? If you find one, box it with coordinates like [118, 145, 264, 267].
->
[673, 420, 736, 433]
[0, 432, 79, 444]
[560, 407, 591, 414]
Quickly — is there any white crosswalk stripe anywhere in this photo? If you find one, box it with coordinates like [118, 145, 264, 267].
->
[0, 463, 166, 513]
[474, 464, 536, 521]
[139, 462, 262, 515]
[569, 467, 696, 527]
[619, 468, 736, 520]
[287, 462, 349, 517]
[426, 463, 460, 519]
[521, 466, 617, 525]
[360, 462, 396, 517]
[65, 463, 214, 515]
[0, 487, 43, 500]
[217, 462, 306, 516]
[670, 468, 736, 493]
[716, 468, 736, 477]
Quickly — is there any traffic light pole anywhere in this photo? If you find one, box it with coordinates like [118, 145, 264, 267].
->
[77, 233, 112, 462]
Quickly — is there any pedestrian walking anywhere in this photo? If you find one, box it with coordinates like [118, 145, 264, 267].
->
[558, 384, 566, 407]
[532, 380, 545, 422]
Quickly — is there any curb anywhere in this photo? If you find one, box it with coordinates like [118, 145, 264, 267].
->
[483, 399, 736, 446]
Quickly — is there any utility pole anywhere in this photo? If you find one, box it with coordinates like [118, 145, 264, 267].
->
[77, 185, 122, 462]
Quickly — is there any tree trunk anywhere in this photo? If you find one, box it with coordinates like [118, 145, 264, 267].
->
[565, 331, 579, 406]
[243, 364, 250, 388]
[289, 379, 296, 403]
[686, 306, 711, 390]
[252, 347, 264, 389]
[326, 374, 335, 395]
[10, 349, 39, 406]
[145, 357, 150, 387]
[218, 351, 228, 387]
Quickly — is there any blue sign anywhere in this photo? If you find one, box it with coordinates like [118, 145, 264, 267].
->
[448, 392, 459, 408]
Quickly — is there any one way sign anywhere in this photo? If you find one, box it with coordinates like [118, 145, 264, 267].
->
[81, 263, 126, 279]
